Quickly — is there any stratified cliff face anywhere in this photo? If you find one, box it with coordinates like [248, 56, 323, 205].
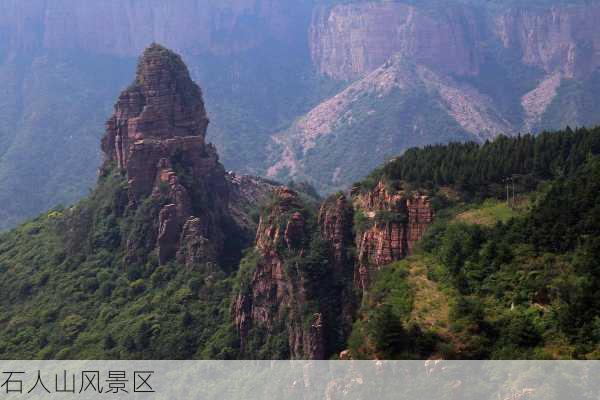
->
[353, 182, 434, 293]
[101, 44, 228, 268]
[4, 1, 600, 230]
[318, 193, 354, 277]
[318, 193, 357, 342]
[310, 2, 600, 81]
[233, 183, 434, 358]
[310, 2, 482, 81]
[233, 187, 327, 359]
[495, 5, 600, 79]
[267, 2, 600, 192]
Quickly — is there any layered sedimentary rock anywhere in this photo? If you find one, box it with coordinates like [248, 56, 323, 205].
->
[318, 193, 357, 340]
[232, 187, 360, 359]
[353, 182, 434, 292]
[101, 43, 228, 267]
[4, 1, 600, 231]
[234, 182, 435, 357]
[310, 2, 483, 80]
[233, 187, 326, 359]
[318, 193, 354, 276]
[495, 5, 600, 79]
[310, 2, 600, 81]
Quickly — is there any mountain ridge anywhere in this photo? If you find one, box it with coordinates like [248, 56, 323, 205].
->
[3, 0, 600, 229]
[0, 53, 598, 358]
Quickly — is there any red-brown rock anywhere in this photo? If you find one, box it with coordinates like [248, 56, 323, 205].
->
[233, 187, 327, 359]
[353, 181, 434, 292]
[318, 193, 354, 275]
[100, 44, 229, 266]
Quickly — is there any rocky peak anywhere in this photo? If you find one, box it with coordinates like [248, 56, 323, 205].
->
[100, 44, 228, 268]
[233, 187, 364, 359]
[234, 186, 343, 359]
[132, 43, 209, 138]
[102, 43, 209, 173]
[233, 180, 436, 358]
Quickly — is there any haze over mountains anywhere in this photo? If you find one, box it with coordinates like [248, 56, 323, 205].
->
[2, 0, 600, 228]
[0, 29, 599, 360]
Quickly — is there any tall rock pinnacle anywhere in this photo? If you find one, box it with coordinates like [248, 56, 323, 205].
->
[102, 43, 209, 172]
[100, 44, 228, 267]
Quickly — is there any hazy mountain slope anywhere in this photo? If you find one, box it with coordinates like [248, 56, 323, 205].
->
[266, 1, 600, 190]
[266, 57, 513, 191]
[2, 0, 600, 228]
[0, 54, 135, 229]
[0, 45, 283, 359]
[0, 49, 598, 361]
[0, 0, 328, 230]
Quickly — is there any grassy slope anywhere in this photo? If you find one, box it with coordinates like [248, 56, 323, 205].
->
[350, 183, 599, 359]
[456, 197, 529, 226]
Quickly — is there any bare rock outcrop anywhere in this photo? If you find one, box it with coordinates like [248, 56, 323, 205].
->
[310, 2, 600, 82]
[318, 193, 357, 342]
[233, 188, 336, 359]
[177, 217, 218, 272]
[318, 193, 354, 276]
[495, 5, 600, 79]
[100, 43, 228, 267]
[310, 2, 482, 80]
[233, 187, 372, 359]
[226, 172, 281, 233]
[353, 181, 434, 293]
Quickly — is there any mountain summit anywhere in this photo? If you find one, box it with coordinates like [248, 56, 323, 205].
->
[102, 43, 210, 171]
[100, 44, 231, 267]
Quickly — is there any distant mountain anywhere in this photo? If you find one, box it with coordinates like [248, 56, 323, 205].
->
[266, 56, 507, 191]
[2, 0, 600, 228]
[267, 1, 600, 190]
[0, 0, 325, 229]
[0, 47, 598, 359]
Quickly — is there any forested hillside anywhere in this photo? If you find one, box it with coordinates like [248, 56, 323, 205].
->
[349, 127, 600, 359]
[0, 124, 598, 359]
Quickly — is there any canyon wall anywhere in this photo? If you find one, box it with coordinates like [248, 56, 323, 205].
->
[353, 182, 434, 293]
[495, 5, 600, 79]
[310, 2, 483, 80]
[4, 0, 598, 74]
[3, 0, 600, 231]
[233, 187, 329, 359]
[234, 182, 435, 358]
[269, 1, 600, 192]
[309, 2, 600, 81]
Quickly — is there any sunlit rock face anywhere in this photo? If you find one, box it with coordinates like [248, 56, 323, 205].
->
[353, 181, 434, 293]
[101, 44, 228, 267]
